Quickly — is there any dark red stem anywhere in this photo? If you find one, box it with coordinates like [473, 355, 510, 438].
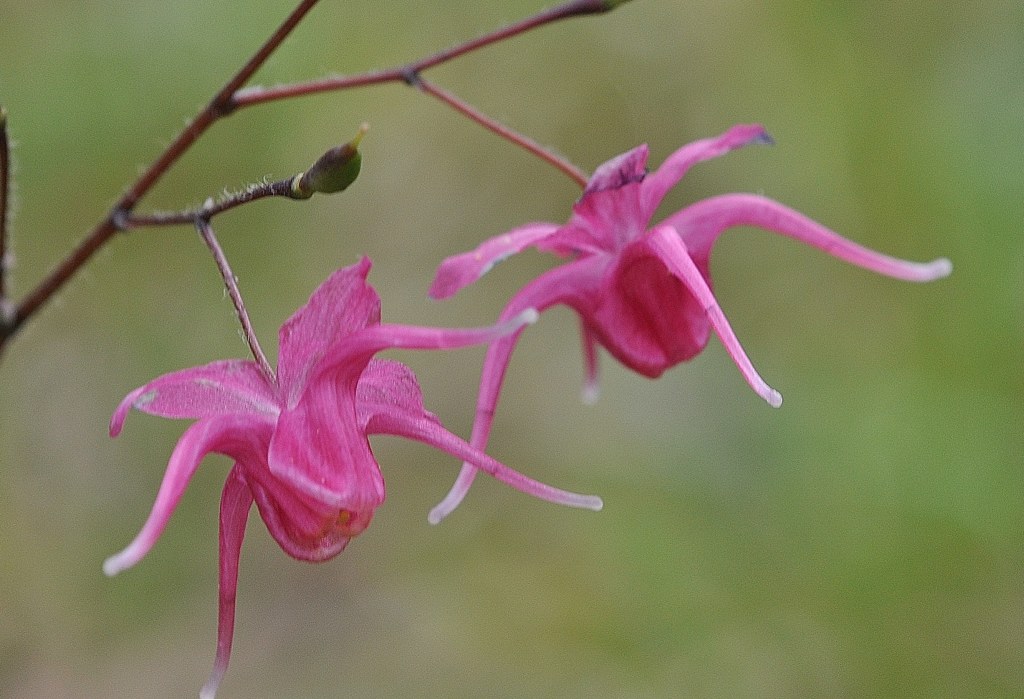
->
[0, 108, 10, 307]
[234, 0, 616, 108]
[415, 77, 589, 188]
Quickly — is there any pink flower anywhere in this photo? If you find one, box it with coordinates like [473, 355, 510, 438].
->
[428, 124, 952, 522]
[104, 257, 601, 698]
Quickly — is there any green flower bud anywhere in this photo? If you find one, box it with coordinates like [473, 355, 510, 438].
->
[291, 124, 367, 199]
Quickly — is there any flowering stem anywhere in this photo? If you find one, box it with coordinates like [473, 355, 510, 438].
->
[414, 77, 588, 188]
[122, 180, 298, 230]
[1, 0, 322, 351]
[196, 218, 276, 383]
[235, 0, 626, 109]
[231, 0, 627, 184]
[0, 0, 626, 354]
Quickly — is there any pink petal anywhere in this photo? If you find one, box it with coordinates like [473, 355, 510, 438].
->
[579, 320, 601, 405]
[267, 372, 385, 513]
[103, 414, 274, 577]
[428, 222, 560, 299]
[667, 193, 953, 282]
[355, 359, 429, 430]
[199, 467, 253, 699]
[277, 257, 382, 401]
[644, 225, 783, 407]
[367, 409, 603, 519]
[583, 144, 649, 196]
[588, 236, 713, 378]
[557, 146, 651, 254]
[307, 309, 541, 394]
[429, 258, 607, 522]
[640, 124, 772, 219]
[246, 463, 357, 562]
[110, 360, 278, 436]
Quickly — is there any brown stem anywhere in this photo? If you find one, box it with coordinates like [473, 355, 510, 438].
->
[196, 218, 275, 383]
[122, 178, 297, 229]
[415, 77, 589, 188]
[0, 107, 10, 310]
[234, 0, 617, 108]
[4, 0, 323, 346]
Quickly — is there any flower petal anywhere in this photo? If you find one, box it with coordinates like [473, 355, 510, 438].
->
[267, 371, 385, 513]
[429, 258, 607, 522]
[640, 124, 772, 218]
[199, 467, 253, 699]
[307, 309, 541, 395]
[247, 466, 358, 562]
[277, 257, 382, 402]
[667, 193, 953, 281]
[356, 358, 429, 431]
[579, 320, 601, 405]
[428, 222, 561, 299]
[103, 414, 273, 576]
[584, 144, 649, 197]
[367, 408, 603, 521]
[588, 234, 712, 378]
[644, 225, 783, 407]
[110, 360, 278, 436]
[555, 146, 650, 254]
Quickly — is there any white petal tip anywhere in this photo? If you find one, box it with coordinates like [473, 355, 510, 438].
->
[585, 496, 604, 512]
[427, 499, 459, 525]
[200, 660, 227, 699]
[580, 383, 601, 406]
[517, 308, 540, 326]
[766, 389, 783, 408]
[102, 556, 125, 578]
[929, 258, 953, 279]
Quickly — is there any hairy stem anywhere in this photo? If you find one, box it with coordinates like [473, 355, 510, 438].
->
[196, 218, 275, 383]
[122, 179, 298, 229]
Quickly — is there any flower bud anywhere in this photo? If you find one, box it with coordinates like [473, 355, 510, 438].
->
[291, 124, 367, 199]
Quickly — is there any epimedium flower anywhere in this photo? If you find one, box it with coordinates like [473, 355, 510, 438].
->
[104, 257, 601, 699]
[427, 123, 952, 523]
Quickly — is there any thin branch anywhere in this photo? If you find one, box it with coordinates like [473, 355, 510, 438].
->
[0, 106, 10, 310]
[6, 0, 323, 343]
[196, 218, 275, 383]
[414, 77, 589, 188]
[232, 0, 622, 109]
[2, 0, 628, 351]
[122, 178, 297, 230]
[124, 127, 366, 229]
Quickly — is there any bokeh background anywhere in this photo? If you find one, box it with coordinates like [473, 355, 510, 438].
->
[1, 1, 1021, 696]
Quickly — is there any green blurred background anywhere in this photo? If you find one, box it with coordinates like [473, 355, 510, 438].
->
[1, 1, 1020, 696]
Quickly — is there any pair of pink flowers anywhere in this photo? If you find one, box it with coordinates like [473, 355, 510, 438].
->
[106, 124, 949, 697]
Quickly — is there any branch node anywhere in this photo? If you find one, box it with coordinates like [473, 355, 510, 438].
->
[111, 208, 132, 232]
[213, 96, 239, 119]
[401, 67, 423, 88]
